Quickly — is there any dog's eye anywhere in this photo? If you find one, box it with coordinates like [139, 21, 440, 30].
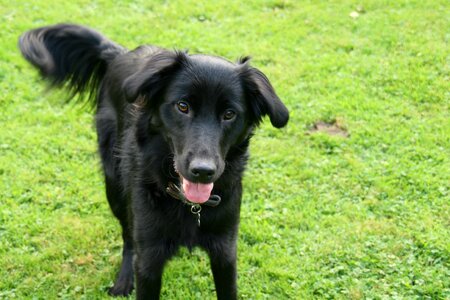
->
[176, 101, 189, 114]
[223, 110, 236, 121]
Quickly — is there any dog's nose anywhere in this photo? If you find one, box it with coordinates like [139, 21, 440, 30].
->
[190, 160, 216, 182]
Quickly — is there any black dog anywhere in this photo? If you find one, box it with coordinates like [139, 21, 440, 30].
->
[19, 24, 288, 299]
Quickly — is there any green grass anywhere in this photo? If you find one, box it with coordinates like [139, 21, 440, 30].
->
[1, 0, 449, 299]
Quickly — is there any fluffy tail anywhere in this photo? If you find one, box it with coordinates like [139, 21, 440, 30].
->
[19, 24, 127, 102]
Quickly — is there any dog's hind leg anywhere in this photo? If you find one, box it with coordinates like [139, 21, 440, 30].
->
[97, 113, 134, 297]
[104, 175, 134, 297]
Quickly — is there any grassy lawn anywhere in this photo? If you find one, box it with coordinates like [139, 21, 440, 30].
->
[0, 0, 449, 299]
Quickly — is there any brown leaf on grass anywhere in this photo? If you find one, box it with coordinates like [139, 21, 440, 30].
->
[74, 254, 93, 266]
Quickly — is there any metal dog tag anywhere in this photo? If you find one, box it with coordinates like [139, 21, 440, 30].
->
[191, 205, 202, 227]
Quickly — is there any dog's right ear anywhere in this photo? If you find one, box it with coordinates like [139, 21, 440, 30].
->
[123, 50, 187, 102]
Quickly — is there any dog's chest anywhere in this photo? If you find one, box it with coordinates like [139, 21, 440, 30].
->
[135, 199, 202, 243]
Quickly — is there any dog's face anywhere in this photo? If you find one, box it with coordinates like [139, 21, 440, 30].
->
[161, 56, 247, 184]
[123, 51, 288, 203]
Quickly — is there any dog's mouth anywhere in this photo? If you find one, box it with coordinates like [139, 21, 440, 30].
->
[170, 161, 219, 206]
[181, 176, 214, 204]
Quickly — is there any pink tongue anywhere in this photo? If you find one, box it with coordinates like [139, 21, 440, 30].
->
[182, 178, 214, 204]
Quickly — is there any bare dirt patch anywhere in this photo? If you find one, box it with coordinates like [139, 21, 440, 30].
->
[308, 119, 349, 138]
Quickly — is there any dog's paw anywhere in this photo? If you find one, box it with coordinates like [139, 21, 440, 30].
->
[108, 278, 134, 297]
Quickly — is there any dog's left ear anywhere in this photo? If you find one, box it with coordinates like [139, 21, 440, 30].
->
[123, 50, 188, 102]
[239, 59, 289, 128]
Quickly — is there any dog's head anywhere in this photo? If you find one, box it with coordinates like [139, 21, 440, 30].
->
[122, 50, 288, 203]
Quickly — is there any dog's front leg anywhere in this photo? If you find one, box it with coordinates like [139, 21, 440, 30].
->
[207, 239, 238, 300]
[134, 245, 174, 300]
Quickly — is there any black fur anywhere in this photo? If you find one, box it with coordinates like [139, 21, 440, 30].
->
[19, 24, 289, 299]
